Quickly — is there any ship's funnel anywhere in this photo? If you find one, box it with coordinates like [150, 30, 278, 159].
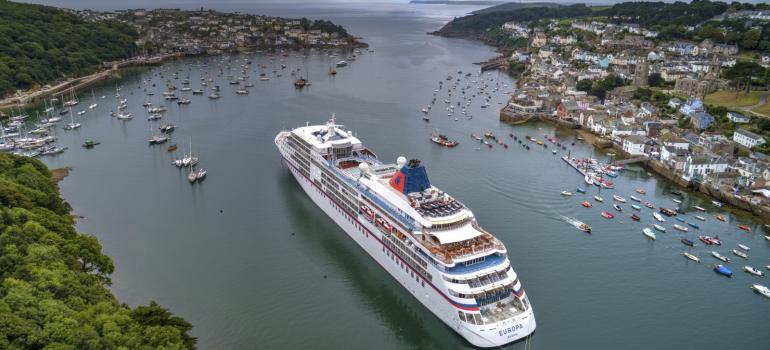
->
[389, 158, 430, 194]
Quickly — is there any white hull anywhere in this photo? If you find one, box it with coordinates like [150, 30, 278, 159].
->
[281, 156, 535, 347]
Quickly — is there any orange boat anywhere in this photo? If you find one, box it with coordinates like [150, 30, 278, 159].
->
[581, 201, 592, 208]
[738, 224, 750, 231]
[715, 215, 726, 222]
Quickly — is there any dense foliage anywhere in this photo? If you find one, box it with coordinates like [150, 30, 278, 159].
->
[598, 0, 729, 27]
[0, 0, 138, 97]
[300, 18, 349, 38]
[0, 153, 196, 349]
[435, 4, 593, 38]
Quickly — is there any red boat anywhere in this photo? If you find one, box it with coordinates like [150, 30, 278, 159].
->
[699, 235, 722, 245]
[581, 201, 592, 208]
[631, 213, 640, 221]
[738, 225, 750, 231]
[659, 208, 677, 217]
[431, 134, 459, 147]
[601, 211, 615, 219]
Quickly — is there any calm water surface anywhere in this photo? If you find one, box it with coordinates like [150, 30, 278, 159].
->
[33, 3, 770, 349]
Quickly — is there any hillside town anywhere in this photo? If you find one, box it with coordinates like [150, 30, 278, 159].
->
[75, 8, 365, 54]
[498, 13, 770, 209]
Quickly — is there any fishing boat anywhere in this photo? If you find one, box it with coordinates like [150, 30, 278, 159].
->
[631, 213, 640, 221]
[738, 244, 750, 251]
[594, 196, 604, 202]
[745, 266, 765, 277]
[631, 204, 641, 211]
[694, 206, 705, 212]
[716, 215, 726, 222]
[751, 284, 770, 298]
[683, 252, 700, 262]
[712, 201, 723, 207]
[613, 195, 626, 203]
[733, 249, 748, 259]
[738, 225, 750, 231]
[581, 201, 592, 208]
[711, 251, 730, 263]
[630, 195, 641, 202]
[635, 188, 646, 195]
[653, 224, 666, 232]
[695, 215, 705, 221]
[653, 212, 665, 222]
[673, 224, 688, 232]
[681, 238, 695, 247]
[713, 264, 733, 277]
[642, 228, 656, 240]
[613, 204, 622, 211]
[601, 211, 614, 219]
[687, 222, 700, 229]
[430, 134, 459, 148]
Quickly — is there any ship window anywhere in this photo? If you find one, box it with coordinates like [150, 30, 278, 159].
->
[458, 311, 466, 322]
[421, 281, 425, 288]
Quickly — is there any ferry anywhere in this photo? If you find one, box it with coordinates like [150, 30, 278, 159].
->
[275, 117, 535, 347]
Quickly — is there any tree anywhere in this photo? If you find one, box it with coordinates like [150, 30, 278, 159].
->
[741, 29, 761, 50]
[576, 79, 593, 92]
[648, 73, 663, 87]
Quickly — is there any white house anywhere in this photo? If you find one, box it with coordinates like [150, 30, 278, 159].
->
[682, 154, 730, 181]
[623, 135, 650, 156]
[733, 129, 766, 148]
[726, 111, 750, 124]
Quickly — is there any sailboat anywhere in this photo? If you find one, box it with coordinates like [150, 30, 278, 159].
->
[63, 106, 81, 130]
[328, 65, 337, 76]
[88, 89, 98, 109]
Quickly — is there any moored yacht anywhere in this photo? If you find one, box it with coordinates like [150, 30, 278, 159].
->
[275, 116, 536, 347]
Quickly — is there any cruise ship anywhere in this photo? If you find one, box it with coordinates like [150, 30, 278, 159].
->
[275, 116, 535, 347]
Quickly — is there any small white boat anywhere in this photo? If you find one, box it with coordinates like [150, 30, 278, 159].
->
[561, 191, 573, 196]
[584, 174, 594, 185]
[642, 228, 656, 240]
[653, 212, 665, 222]
[672, 198, 682, 204]
[77, 110, 87, 115]
[711, 251, 730, 263]
[695, 215, 705, 221]
[745, 266, 765, 277]
[631, 204, 641, 211]
[673, 224, 688, 232]
[733, 249, 748, 259]
[738, 244, 750, 251]
[712, 201, 723, 207]
[613, 195, 627, 203]
[594, 196, 604, 202]
[682, 252, 700, 262]
[751, 284, 770, 298]
[630, 195, 641, 202]
[653, 224, 666, 232]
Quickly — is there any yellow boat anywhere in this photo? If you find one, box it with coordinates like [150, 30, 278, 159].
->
[536, 140, 544, 145]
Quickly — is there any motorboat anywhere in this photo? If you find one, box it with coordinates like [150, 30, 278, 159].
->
[644, 202, 655, 209]
[699, 236, 722, 245]
[642, 228, 656, 240]
[687, 222, 699, 229]
[594, 196, 604, 202]
[695, 215, 705, 221]
[630, 195, 641, 202]
[653, 212, 665, 222]
[751, 284, 770, 298]
[682, 252, 700, 262]
[738, 244, 750, 251]
[581, 201, 592, 208]
[613, 195, 626, 203]
[601, 211, 614, 219]
[675, 217, 685, 223]
[713, 264, 733, 277]
[631, 204, 641, 211]
[716, 215, 726, 222]
[576, 222, 591, 233]
[745, 266, 765, 277]
[694, 206, 705, 212]
[659, 208, 677, 216]
[673, 224, 689, 232]
[635, 188, 646, 195]
[576, 187, 586, 193]
[561, 191, 573, 196]
[738, 225, 750, 231]
[733, 249, 748, 259]
[672, 198, 682, 204]
[631, 213, 640, 221]
[711, 251, 730, 263]
[613, 204, 622, 211]
[681, 238, 695, 246]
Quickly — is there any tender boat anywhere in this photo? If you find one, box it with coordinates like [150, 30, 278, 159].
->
[681, 238, 695, 246]
[711, 251, 730, 263]
[635, 188, 646, 195]
[601, 211, 614, 219]
[561, 191, 573, 196]
[673, 224, 689, 232]
[733, 249, 748, 259]
[713, 264, 733, 277]
[751, 284, 770, 298]
[644, 202, 655, 209]
[687, 222, 699, 229]
[613, 195, 627, 203]
[594, 196, 604, 202]
[630, 195, 641, 202]
[581, 201, 592, 208]
[631, 204, 641, 211]
[653, 213, 665, 222]
[738, 244, 750, 251]
[631, 213, 640, 221]
[653, 224, 666, 232]
[738, 225, 750, 231]
[613, 204, 622, 211]
[695, 215, 705, 221]
[745, 266, 765, 277]
[716, 215, 726, 222]
[642, 228, 656, 240]
[682, 252, 700, 262]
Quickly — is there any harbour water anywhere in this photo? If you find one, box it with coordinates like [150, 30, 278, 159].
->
[33, 2, 770, 349]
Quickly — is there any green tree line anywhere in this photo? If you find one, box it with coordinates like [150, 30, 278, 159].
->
[0, 153, 196, 349]
[435, 4, 593, 38]
[0, 0, 138, 97]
